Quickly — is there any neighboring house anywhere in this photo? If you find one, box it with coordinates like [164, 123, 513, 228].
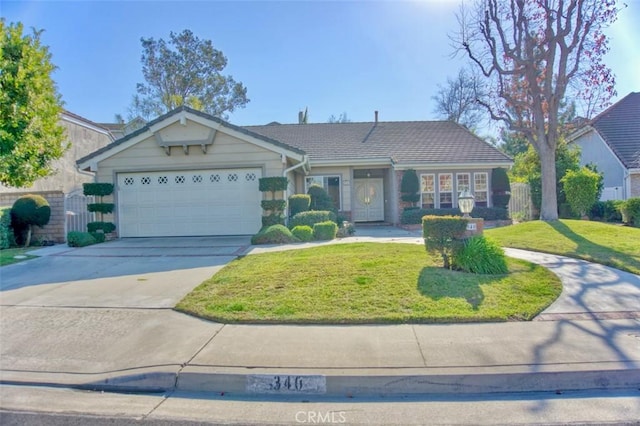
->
[77, 106, 512, 238]
[0, 111, 115, 242]
[569, 92, 640, 200]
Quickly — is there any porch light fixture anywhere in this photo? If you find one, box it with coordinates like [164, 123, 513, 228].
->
[458, 190, 475, 218]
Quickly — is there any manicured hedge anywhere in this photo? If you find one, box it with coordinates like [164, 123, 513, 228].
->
[289, 210, 337, 229]
[620, 197, 640, 227]
[589, 200, 623, 222]
[258, 177, 288, 193]
[402, 207, 509, 224]
[262, 214, 285, 227]
[67, 231, 98, 247]
[313, 221, 338, 241]
[261, 200, 287, 212]
[422, 215, 468, 269]
[291, 225, 313, 242]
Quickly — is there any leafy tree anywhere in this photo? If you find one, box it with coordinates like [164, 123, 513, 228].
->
[432, 68, 487, 131]
[510, 141, 580, 214]
[454, 0, 620, 220]
[129, 29, 249, 121]
[561, 167, 601, 218]
[498, 129, 528, 158]
[0, 20, 66, 188]
[327, 112, 351, 123]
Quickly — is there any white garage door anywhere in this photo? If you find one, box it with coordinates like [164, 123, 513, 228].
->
[117, 169, 262, 237]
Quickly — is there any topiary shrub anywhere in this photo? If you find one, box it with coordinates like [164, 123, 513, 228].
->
[620, 197, 640, 227]
[491, 168, 511, 209]
[289, 210, 337, 229]
[400, 169, 420, 206]
[289, 194, 311, 218]
[262, 214, 285, 227]
[402, 207, 509, 224]
[87, 221, 116, 233]
[258, 177, 288, 193]
[67, 231, 98, 247]
[313, 221, 338, 241]
[308, 184, 335, 212]
[261, 200, 287, 212]
[452, 236, 508, 274]
[251, 225, 299, 245]
[0, 207, 14, 249]
[423, 215, 468, 269]
[83, 183, 114, 197]
[291, 225, 313, 242]
[87, 203, 115, 214]
[11, 194, 51, 247]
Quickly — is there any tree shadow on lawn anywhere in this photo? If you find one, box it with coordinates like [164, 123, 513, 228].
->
[548, 221, 640, 274]
[417, 266, 484, 310]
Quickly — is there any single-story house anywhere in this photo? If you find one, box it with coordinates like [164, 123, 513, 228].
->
[77, 106, 512, 238]
[0, 110, 117, 242]
[569, 92, 640, 200]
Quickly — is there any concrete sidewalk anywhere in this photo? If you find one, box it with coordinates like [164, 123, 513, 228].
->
[1, 227, 639, 398]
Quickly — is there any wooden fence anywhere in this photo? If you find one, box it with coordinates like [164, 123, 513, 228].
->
[508, 182, 533, 221]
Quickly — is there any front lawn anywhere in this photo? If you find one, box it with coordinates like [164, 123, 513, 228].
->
[176, 243, 561, 323]
[0, 247, 37, 266]
[486, 220, 640, 274]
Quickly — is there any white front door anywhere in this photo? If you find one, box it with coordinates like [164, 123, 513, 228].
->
[353, 178, 384, 222]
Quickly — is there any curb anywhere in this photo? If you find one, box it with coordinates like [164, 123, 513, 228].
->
[5, 367, 638, 397]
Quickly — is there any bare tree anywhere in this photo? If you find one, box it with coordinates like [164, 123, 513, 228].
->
[453, 0, 620, 220]
[327, 112, 351, 123]
[432, 68, 487, 130]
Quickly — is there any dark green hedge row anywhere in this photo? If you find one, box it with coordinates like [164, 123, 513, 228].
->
[87, 221, 116, 233]
[0, 207, 14, 249]
[289, 210, 337, 229]
[258, 177, 288, 193]
[67, 231, 105, 247]
[402, 207, 509, 224]
[87, 203, 115, 214]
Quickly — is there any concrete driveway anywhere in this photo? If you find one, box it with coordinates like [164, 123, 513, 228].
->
[0, 236, 251, 308]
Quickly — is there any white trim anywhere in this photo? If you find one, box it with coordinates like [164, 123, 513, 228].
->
[438, 173, 454, 208]
[419, 173, 435, 209]
[310, 158, 393, 167]
[78, 111, 305, 169]
[61, 113, 113, 138]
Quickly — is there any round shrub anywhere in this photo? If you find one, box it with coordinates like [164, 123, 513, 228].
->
[313, 221, 338, 241]
[620, 197, 640, 227]
[491, 167, 511, 209]
[291, 225, 313, 242]
[11, 194, 51, 228]
[251, 225, 298, 245]
[453, 236, 508, 275]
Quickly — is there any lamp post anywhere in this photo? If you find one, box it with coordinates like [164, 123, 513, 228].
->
[458, 190, 475, 218]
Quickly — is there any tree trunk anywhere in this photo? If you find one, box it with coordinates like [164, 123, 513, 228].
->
[538, 146, 559, 221]
[24, 225, 32, 248]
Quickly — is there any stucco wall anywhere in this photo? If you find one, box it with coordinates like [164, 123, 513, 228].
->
[574, 130, 625, 190]
[0, 191, 66, 243]
[0, 115, 112, 195]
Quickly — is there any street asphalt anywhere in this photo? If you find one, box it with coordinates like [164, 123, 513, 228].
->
[0, 228, 639, 400]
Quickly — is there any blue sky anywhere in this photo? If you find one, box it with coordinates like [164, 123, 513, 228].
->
[3, 0, 639, 128]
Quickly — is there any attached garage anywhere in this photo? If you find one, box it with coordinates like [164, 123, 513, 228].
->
[76, 107, 308, 238]
[117, 168, 262, 237]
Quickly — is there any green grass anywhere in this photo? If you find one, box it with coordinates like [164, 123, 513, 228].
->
[0, 247, 37, 266]
[486, 220, 640, 274]
[176, 243, 561, 324]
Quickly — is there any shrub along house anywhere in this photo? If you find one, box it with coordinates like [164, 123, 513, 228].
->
[76, 106, 512, 238]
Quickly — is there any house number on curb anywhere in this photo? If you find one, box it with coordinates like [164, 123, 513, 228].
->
[247, 375, 327, 394]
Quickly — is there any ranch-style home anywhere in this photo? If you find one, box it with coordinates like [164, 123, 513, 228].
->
[77, 106, 512, 238]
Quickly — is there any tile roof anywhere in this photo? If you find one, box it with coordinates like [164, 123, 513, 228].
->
[589, 92, 640, 169]
[245, 121, 512, 165]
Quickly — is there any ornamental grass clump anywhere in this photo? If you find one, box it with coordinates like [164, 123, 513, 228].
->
[453, 236, 508, 274]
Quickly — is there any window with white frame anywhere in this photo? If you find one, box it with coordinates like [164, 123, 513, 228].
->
[305, 176, 341, 210]
[439, 174, 453, 208]
[474, 172, 488, 207]
[456, 173, 471, 193]
[420, 174, 435, 209]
